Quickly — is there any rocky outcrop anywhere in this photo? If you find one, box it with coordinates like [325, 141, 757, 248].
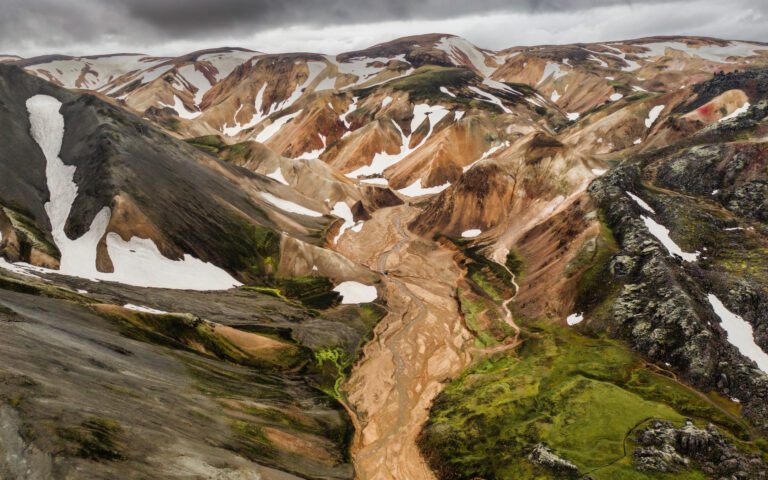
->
[634, 420, 768, 478]
[527, 444, 580, 478]
[588, 116, 768, 431]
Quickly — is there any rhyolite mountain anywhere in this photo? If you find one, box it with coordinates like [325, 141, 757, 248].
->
[1, 34, 768, 480]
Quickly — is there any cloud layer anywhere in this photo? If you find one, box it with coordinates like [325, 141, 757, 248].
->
[3, 0, 767, 57]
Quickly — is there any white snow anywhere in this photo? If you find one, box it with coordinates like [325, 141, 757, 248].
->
[16, 104, 239, 291]
[454, 111, 465, 121]
[463, 142, 508, 173]
[198, 50, 257, 81]
[123, 304, 168, 315]
[30, 55, 167, 91]
[440, 86, 456, 98]
[333, 281, 378, 304]
[626, 191, 656, 213]
[397, 179, 450, 197]
[551, 90, 561, 103]
[724, 227, 744, 231]
[605, 76, 615, 80]
[333, 54, 406, 88]
[461, 229, 482, 238]
[720, 102, 751, 122]
[159, 95, 201, 119]
[381, 96, 393, 108]
[567, 313, 584, 326]
[468, 86, 511, 114]
[266, 167, 289, 185]
[346, 104, 449, 178]
[254, 110, 302, 143]
[566, 112, 580, 121]
[435, 36, 496, 77]
[634, 138, 643, 145]
[14, 94, 242, 291]
[331, 202, 364, 244]
[632, 85, 648, 92]
[339, 96, 359, 129]
[641, 215, 700, 262]
[0, 258, 42, 278]
[538, 62, 568, 85]
[645, 105, 665, 128]
[634, 41, 767, 64]
[224, 61, 319, 137]
[707, 294, 768, 373]
[178, 64, 213, 106]
[259, 192, 323, 217]
[588, 54, 609, 68]
[591, 168, 608, 176]
[609, 92, 624, 101]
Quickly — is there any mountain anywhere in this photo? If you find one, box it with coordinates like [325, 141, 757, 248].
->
[1, 34, 768, 480]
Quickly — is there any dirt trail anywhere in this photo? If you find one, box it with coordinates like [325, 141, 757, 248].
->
[336, 205, 475, 480]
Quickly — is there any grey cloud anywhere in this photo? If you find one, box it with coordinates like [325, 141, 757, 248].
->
[1, 0, 767, 57]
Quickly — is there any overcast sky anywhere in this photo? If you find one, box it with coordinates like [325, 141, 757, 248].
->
[4, 0, 767, 58]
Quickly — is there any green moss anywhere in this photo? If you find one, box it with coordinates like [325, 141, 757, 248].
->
[58, 417, 125, 461]
[506, 249, 525, 278]
[420, 319, 753, 479]
[573, 217, 620, 315]
[242, 276, 341, 309]
[387, 66, 476, 101]
[0, 273, 92, 304]
[101, 308, 306, 370]
[3, 206, 60, 258]
[314, 347, 349, 400]
[231, 420, 277, 460]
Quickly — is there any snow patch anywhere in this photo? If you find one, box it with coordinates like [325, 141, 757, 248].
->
[440, 86, 456, 98]
[566, 112, 580, 121]
[707, 294, 768, 373]
[468, 86, 511, 114]
[641, 215, 699, 262]
[626, 191, 656, 213]
[331, 202, 364, 244]
[333, 281, 377, 304]
[346, 104, 449, 178]
[254, 110, 302, 143]
[537, 62, 567, 85]
[435, 36, 496, 77]
[461, 229, 482, 238]
[397, 179, 450, 197]
[567, 313, 584, 326]
[159, 95, 201, 119]
[266, 167, 289, 185]
[645, 105, 665, 128]
[609, 92, 624, 101]
[551, 90, 561, 103]
[123, 304, 168, 315]
[720, 102, 750, 122]
[259, 192, 323, 217]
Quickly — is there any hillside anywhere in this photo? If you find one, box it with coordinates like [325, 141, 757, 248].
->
[1, 34, 768, 479]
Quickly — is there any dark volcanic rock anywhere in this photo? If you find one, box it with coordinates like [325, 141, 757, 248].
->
[634, 420, 768, 478]
[528, 444, 580, 478]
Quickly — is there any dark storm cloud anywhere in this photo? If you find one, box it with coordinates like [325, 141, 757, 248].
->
[2, 0, 670, 48]
[116, 0, 667, 33]
[2, 0, 767, 57]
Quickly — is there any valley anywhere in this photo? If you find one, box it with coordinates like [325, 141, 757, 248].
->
[1, 33, 768, 479]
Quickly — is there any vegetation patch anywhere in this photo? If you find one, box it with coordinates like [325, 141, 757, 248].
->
[419, 319, 754, 479]
[58, 417, 125, 461]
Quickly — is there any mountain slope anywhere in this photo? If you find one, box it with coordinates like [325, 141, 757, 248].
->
[3, 33, 768, 480]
